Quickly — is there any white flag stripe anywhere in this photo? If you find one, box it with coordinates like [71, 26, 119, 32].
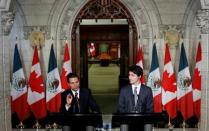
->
[11, 87, 27, 101]
[193, 89, 201, 101]
[162, 89, 176, 105]
[153, 89, 161, 97]
[177, 84, 192, 99]
[11, 69, 27, 100]
[63, 60, 72, 75]
[177, 67, 193, 99]
[164, 62, 175, 76]
[46, 68, 62, 102]
[31, 63, 42, 78]
[28, 87, 45, 105]
[149, 68, 161, 78]
[147, 68, 161, 97]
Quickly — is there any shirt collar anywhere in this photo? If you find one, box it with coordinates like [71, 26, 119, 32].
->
[71, 89, 80, 98]
[132, 84, 141, 94]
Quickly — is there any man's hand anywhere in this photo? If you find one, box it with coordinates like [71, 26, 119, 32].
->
[66, 94, 73, 106]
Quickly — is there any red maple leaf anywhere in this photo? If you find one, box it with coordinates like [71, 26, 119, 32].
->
[28, 71, 44, 93]
[162, 71, 176, 92]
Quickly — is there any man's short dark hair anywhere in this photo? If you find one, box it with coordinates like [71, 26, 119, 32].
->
[129, 65, 143, 77]
[67, 73, 79, 83]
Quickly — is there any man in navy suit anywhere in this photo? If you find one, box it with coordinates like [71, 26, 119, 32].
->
[117, 65, 153, 130]
[60, 73, 100, 113]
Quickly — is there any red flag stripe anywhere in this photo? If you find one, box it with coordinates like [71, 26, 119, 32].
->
[153, 94, 162, 113]
[192, 42, 202, 118]
[136, 45, 145, 84]
[12, 93, 30, 121]
[61, 42, 72, 90]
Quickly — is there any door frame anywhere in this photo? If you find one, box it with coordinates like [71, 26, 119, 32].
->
[70, 0, 138, 88]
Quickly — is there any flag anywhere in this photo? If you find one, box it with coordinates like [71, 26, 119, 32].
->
[27, 46, 47, 120]
[147, 43, 162, 113]
[192, 42, 201, 118]
[61, 42, 72, 90]
[177, 43, 193, 120]
[136, 45, 145, 84]
[89, 42, 96, 57]
[11, 44, 30, 121]
[46, 45, 62, 112]
[162, 43, 177, 119]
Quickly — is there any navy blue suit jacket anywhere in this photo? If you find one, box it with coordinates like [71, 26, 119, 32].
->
[60, 88, 100, 113]
[117, 84, 154, 113]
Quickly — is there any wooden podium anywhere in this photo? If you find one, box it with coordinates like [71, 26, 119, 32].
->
[48, 113, 102, 131]
[112, 113, 168, 131]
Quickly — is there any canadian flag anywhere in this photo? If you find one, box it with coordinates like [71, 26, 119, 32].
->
[60, 41, 72, 90]
[136, 45, 145, 84]
[192, 42, 201, 118]
[46, 45, 62, 112]
[147, 43, 162, 113]
[89, 43, 96, 57]
[177, 43, 193, 120]
[162, 43, 177, 119]
[11, 44, 30, 121]
[27, 46, 47, 120]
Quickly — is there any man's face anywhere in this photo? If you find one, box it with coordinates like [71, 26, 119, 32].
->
[128, 71, 140, 85]
[68, 77, 80, 91]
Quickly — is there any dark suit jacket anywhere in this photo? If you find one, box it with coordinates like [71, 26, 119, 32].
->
[117, 84, 154, 113]
[60, 88, 100, 113]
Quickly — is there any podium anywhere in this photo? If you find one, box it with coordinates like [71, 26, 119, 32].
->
[112, 113, 168, 131]
[48, 113, 102, 131]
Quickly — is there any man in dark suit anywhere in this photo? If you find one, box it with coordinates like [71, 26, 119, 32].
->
[60, 73, 101, 130]
[60, 73, 100, 113]
[117, 65, 153, 130]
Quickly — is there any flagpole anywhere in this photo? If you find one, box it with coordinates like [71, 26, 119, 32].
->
[168, 117, 174, 131]
[33, 120, 41, 130]
[52, 122, 58, 129]
[16, 121, 24, 129]
[197, 120, 200, 130]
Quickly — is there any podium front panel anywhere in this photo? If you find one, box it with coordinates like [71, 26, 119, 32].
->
[48, 113, 102, 127]
[112, 113, 168, 125]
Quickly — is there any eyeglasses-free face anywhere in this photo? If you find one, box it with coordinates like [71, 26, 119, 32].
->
[68, 77, 80, 91]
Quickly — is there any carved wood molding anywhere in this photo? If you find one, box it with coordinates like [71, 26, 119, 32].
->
[72, 0, 137, 40]
[77, 0, 130, 20]
[70, 0, 138, 74]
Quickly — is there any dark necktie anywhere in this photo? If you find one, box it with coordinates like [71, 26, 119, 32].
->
[74, 91, 80, 113]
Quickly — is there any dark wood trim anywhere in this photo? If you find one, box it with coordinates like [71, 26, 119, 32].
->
[71, 0, 138, 88]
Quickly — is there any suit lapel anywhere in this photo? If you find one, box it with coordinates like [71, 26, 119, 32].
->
[127, 85, 135, 107]
[66, 89, 73, 97]
[137, 84, 145, 105]
[79, 89, 84, 111]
